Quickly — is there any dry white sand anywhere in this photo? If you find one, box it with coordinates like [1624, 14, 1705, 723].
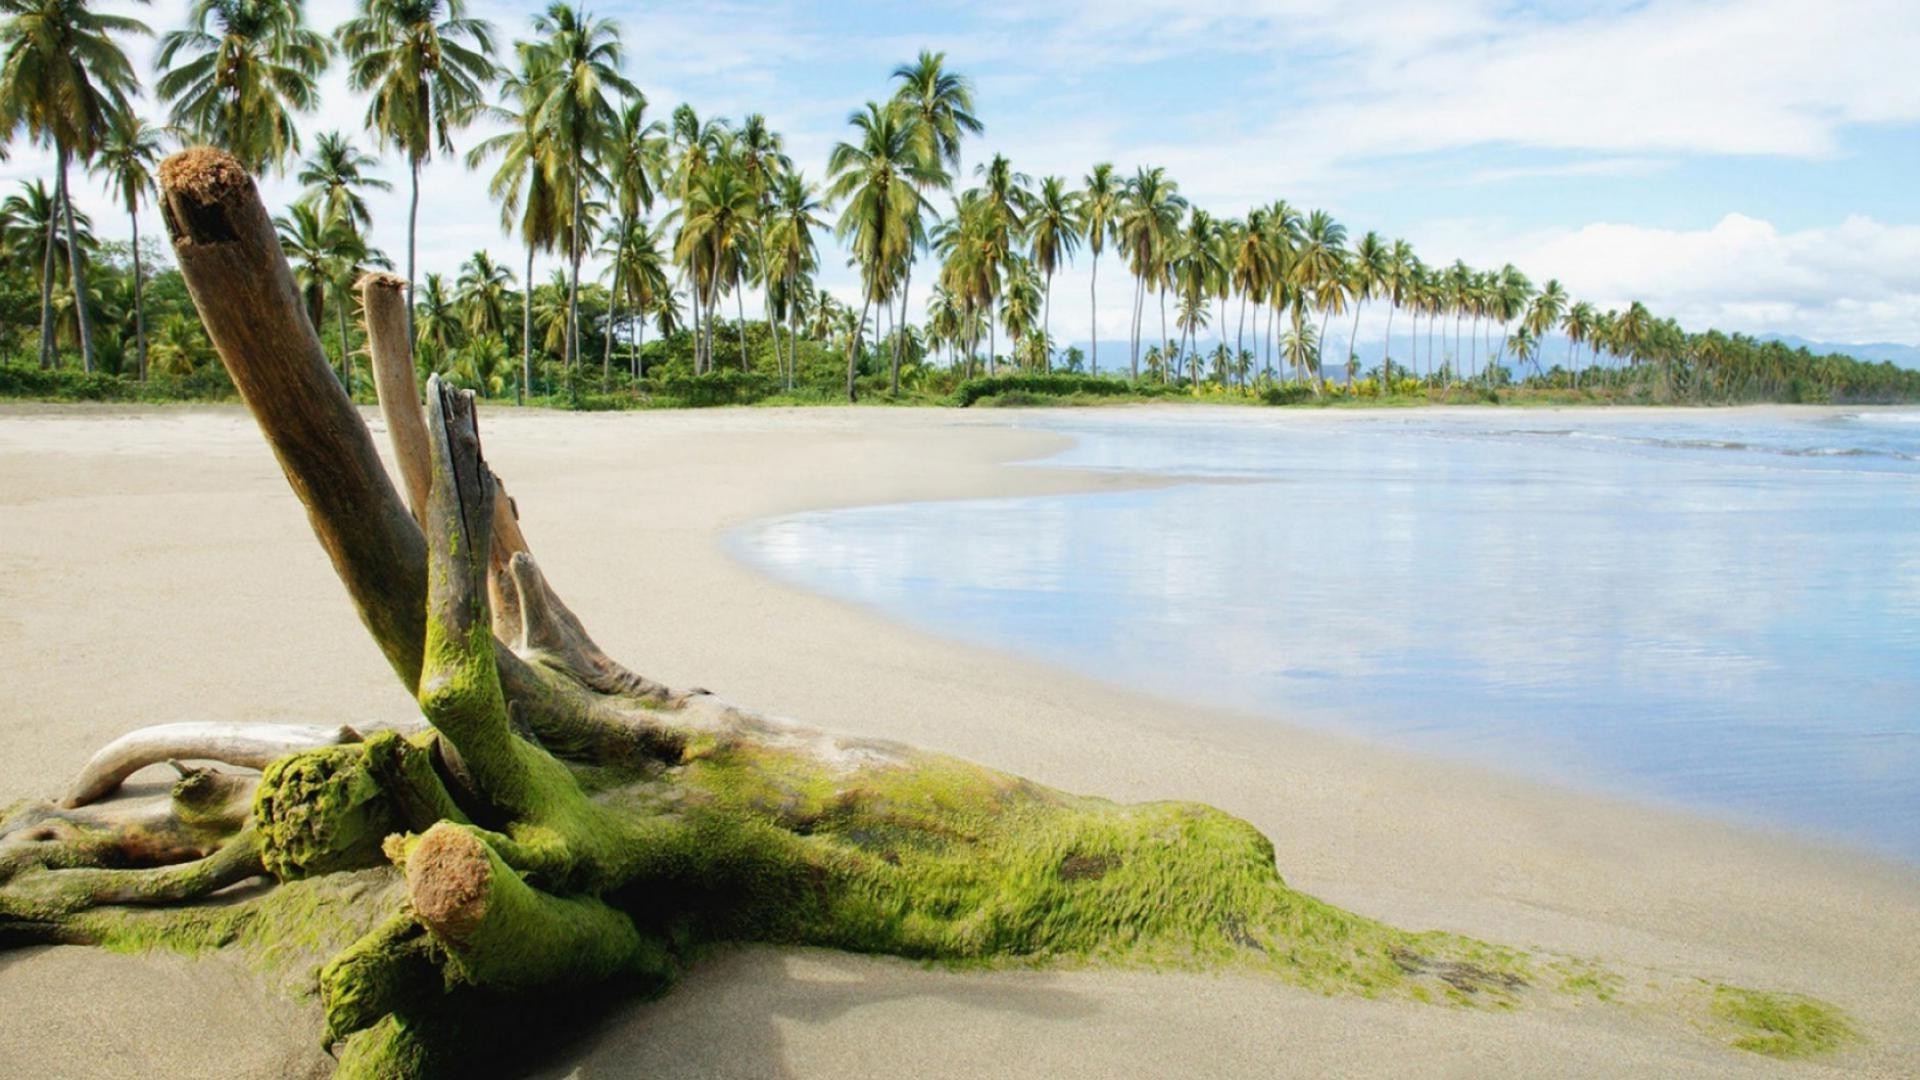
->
[1, 403, 1915, 1078]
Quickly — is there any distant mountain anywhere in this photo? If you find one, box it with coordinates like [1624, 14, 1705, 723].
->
[1759, 336, 1920, 369]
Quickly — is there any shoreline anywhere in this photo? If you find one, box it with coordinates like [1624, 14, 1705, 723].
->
[2, 403, 1916, 1077]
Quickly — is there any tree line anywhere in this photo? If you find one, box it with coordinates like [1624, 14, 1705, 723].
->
[3, 0, 1915, 406]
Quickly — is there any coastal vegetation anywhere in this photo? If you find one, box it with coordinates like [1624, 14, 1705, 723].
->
[0, 150, 1859, 1075]
[3, 3, 1916, 408]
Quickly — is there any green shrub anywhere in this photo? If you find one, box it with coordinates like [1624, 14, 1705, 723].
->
[951, 372, 1158, 407]
[653, 369, 780, 407]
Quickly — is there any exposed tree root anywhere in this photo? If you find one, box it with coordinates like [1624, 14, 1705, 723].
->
[0, 149, 1859, 1076]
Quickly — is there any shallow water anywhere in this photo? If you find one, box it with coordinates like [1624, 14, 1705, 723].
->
[738, 408, 1920, 862]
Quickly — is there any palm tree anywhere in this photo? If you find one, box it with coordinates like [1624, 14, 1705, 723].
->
[607, 218, 667, 378]
[1, 177, 91, 365]
[1025, 175, 1079, 373]
[525, 3, 632, 372]
[1348, 231, 1388, 382]
[1078, 162, 1120, 376]
[275, 199, 361, 381]
[826, 100, 941, 401]
[0, 0, 149, 371]
[890, 50, 980, 171]
[88, 111, 163, 379]
[456, 249, 514, 354]
[598, 94, 665, 383]
[764, 168, 823, 388]
[415, 271, 461, 354]
[154, 0, 331, 174]
[1381, 239, 1413, 385]
[674, 161, 758, 373]
[1118, 166, 1184, 379]
[341, 0, 497, 347]
[1173, 207, 1222, 385]
[1523, 278, 1568, 382]
[297, 131, 389, 232]
[467, 47, 560, 401]
[1562, 300, 1596, 387]
[733, 112, 790, 378]
[1293, 210, 1347, 394]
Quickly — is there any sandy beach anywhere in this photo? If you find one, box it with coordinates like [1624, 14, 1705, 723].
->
[1, 403, 1916, 1078]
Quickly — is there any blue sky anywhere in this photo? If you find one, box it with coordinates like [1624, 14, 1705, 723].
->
[10, 0, 1919, 345]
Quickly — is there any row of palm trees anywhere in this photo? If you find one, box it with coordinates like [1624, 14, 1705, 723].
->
[4, 0, 1912, 408]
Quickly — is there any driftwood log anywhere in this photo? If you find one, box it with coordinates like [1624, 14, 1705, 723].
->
[0, 150, 1850, 1075]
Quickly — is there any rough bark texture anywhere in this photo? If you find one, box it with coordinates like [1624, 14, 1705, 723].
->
[0, 150, 1856, 1077]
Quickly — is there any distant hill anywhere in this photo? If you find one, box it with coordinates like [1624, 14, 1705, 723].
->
[1759, 336, 1920, 369]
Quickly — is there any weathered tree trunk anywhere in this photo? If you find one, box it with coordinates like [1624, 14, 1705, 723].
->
[0, 148, 1844, 1080]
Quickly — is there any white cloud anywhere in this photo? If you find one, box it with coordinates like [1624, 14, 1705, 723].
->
[4, 0, 1918, 346]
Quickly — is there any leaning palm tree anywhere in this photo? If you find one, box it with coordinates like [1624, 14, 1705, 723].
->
[297, 130, 390, 233]
[825, 100, 941, 401]
[87, 111, 164, 379]
[1025, 175, 1080, 373]
[1078, 162, 1120, 375]
[0, 0, 150, 371]
[340, 0, 498, 346]
[154, 0, 331, 174]
[525, 3, 632, 372]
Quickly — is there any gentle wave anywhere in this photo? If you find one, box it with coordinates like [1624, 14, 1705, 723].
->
[1466, 427, 1920, 464]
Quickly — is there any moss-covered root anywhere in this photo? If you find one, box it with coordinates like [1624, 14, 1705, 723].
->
[0, 828, 263, 928]
[323, 824, 675, 1078]
[397, 823, 670, 991]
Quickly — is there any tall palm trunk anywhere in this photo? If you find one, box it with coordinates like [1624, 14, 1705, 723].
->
[37, 197, 57, 368]
[634, 301, 646, 380]
[1235, 294, 1248, 385]
[1315, 302, 1333, 396]
[1382, 300, 1395, 390]
[335, 283, 352, 390]
[892, 263, 912, 393]
[1157, 283, 1168, 380]
[129, 201, 148, 380]
[1349, 301, 1364, 387]
[847, 295, 870, 402]
[521, 244, 534, 404]
[1129, 273, 1142, 378]
[602, 229, 624, 389]
[567, 167, 583, 373]
[1041, 267, 1054, 374]
[735, 284, 749, 372]
[406, 156, 421, 348]
[1088, 252, 1099, 376]
[56, 149, 97, 373]
[783, 271, 798, 389]
[758, 247, 782, 388]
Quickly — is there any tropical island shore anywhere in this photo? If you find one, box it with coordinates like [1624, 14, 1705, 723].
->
[1, 403, 1916, 1078]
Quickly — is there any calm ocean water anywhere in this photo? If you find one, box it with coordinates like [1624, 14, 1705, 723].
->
[737, 409, 1920, 861]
